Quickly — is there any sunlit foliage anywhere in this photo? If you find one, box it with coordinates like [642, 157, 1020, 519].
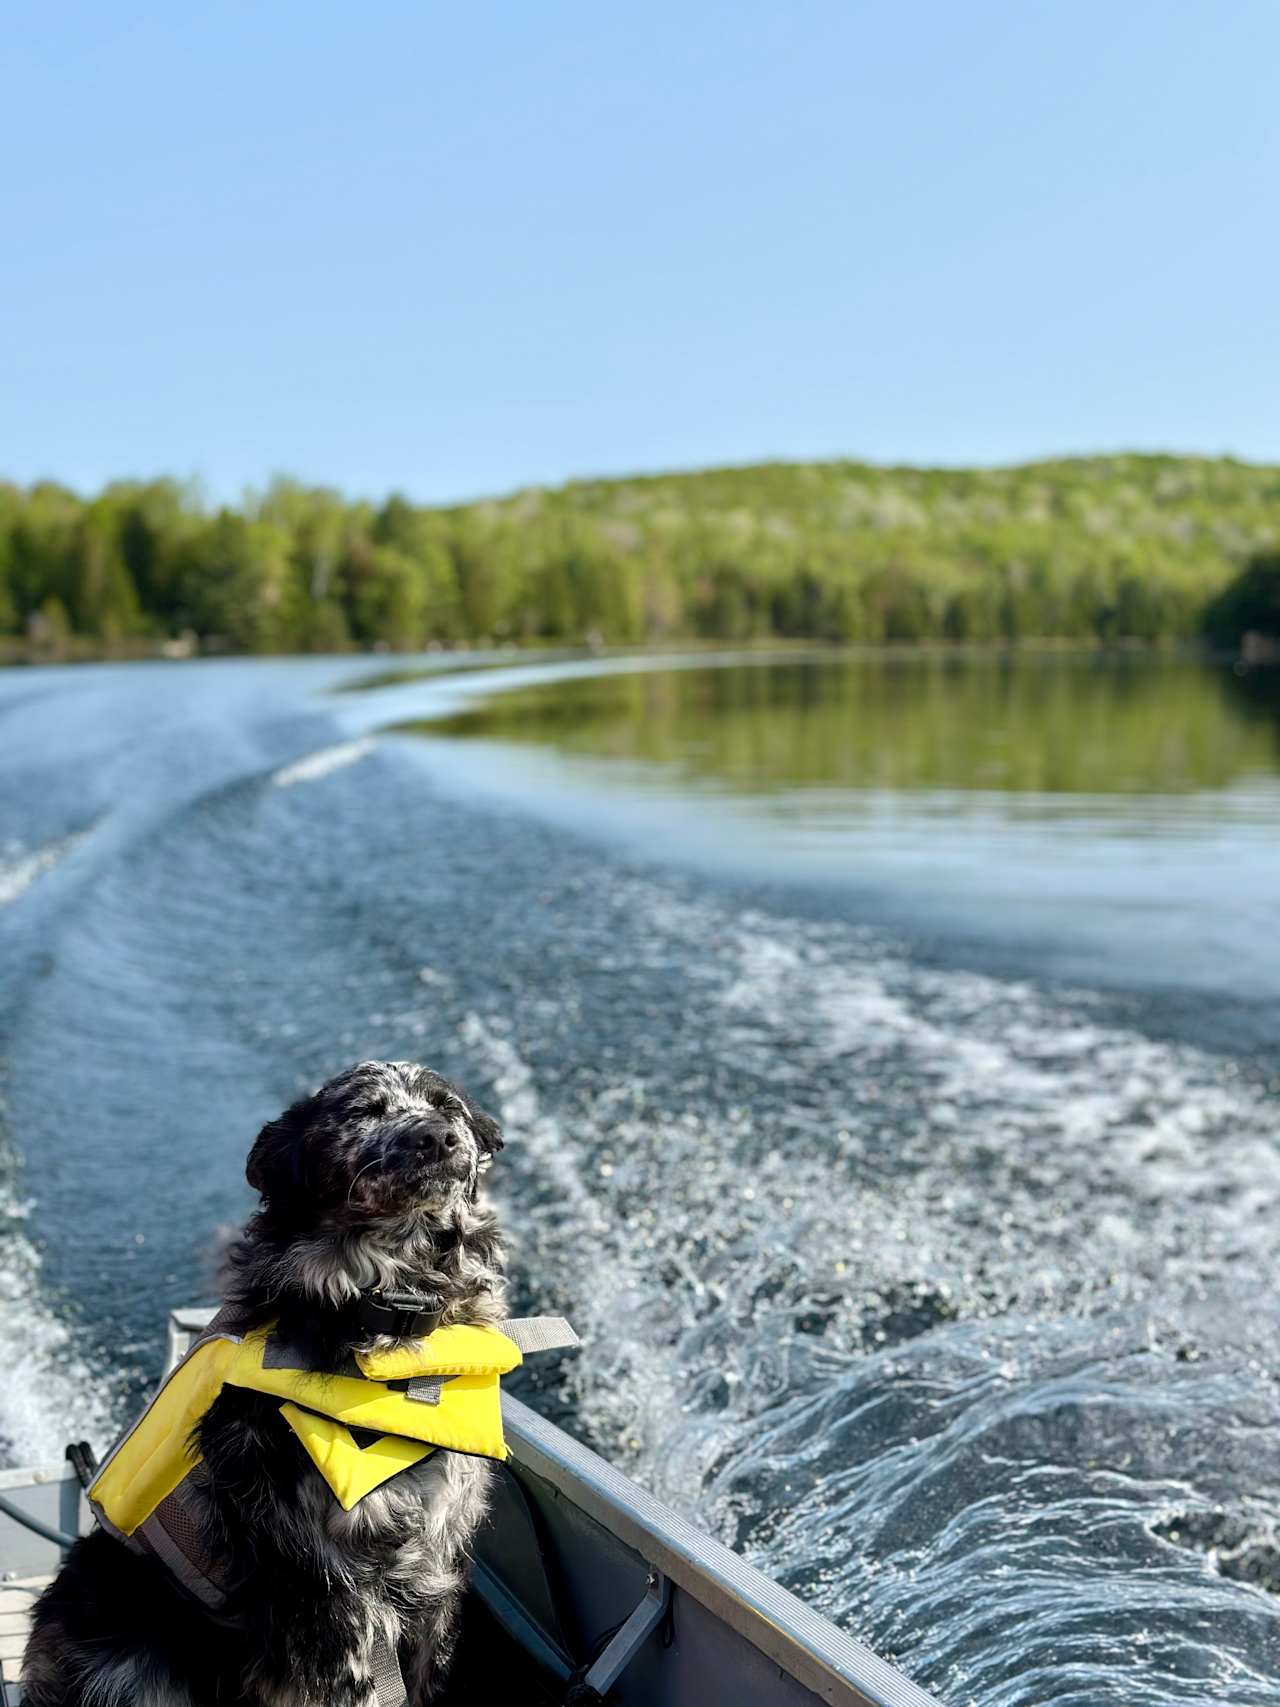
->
[1, 456, 1277, 655]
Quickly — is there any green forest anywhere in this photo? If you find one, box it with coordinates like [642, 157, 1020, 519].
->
[2, 453, 1278, 658]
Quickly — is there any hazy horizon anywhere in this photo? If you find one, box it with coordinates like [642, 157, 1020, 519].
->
[11, 442, 1280, 513]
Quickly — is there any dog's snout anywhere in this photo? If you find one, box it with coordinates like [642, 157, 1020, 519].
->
[400, 1115, 459, 1160]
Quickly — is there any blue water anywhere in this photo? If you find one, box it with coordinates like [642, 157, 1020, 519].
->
[1, 653, 1278, 1707]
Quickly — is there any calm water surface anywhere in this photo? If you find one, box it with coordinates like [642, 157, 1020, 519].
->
[1, 650, 1278, 1707]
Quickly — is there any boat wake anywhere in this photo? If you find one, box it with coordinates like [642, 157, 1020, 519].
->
[272, 738, 377, 788]
[0, 1163, 120, 1467]
[0, 664, 1276, 1704]
[451, 876, 1280, 1704]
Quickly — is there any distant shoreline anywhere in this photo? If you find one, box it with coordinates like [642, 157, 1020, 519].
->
[4, 456, 1277, 661]
[2, 635, 1272, 672]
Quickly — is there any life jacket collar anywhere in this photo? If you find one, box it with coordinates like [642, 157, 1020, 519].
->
[89, 1313, 578, 1537]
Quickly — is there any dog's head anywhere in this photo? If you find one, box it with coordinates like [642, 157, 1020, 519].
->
[246, 1060, 504, 1228]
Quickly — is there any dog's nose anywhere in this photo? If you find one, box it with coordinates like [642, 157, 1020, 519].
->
[402, 1117, 459, 1159]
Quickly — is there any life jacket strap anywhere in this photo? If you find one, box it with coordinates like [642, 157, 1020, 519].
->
[135, 1480, 229, 1611]
[371, 1632, 407, 1707]
[125, 1462, 407, 1704]
[500, 1317, 580, 1354]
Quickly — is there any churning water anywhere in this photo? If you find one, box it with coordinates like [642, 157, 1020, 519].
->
[1, 652, 1278, 1705]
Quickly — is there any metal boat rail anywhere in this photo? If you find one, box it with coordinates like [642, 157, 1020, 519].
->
[487, 1390, 938, 1707]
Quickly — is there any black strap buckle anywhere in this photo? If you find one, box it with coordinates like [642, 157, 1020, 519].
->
[356, 1289, 445, 1339]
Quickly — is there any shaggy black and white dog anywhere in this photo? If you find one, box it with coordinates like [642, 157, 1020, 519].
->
[24, 1060, 508, 1707]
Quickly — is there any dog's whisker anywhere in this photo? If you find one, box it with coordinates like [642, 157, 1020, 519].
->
[345, 1154, 383, 1208]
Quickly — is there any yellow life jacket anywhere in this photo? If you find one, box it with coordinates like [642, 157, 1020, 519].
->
[90, 1315, 571, 1532]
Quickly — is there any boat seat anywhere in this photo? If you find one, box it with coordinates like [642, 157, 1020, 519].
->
[0, 1574, 52, 1706]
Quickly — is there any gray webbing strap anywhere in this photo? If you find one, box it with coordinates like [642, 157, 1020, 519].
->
[370, 1633, 407, 1707]
[406, 1375, 452, 1406]
[137, 1476, 228, 1610]
[500, 1316, 580, 1354]
[193, 1302, 251, 1343]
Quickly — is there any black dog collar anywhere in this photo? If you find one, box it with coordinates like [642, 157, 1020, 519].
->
[355, 1289, 445, 1339]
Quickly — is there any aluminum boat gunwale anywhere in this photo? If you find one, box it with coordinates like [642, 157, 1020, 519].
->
[498, 1391, 933, 1707]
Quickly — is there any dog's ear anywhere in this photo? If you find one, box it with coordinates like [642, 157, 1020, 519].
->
[246, 1108, 308, 1200]
[471, 1106, 504, 1156]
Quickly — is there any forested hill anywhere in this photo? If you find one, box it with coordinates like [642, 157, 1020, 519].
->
[3, 454, 1278, 656]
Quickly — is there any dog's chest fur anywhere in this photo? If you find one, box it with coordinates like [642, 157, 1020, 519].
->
[311, 1444, 492, 1594]
[186, 1383, 495, 1707]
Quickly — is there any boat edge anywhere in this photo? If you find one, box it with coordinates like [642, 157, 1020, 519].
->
[501, 1393, 941, 1707]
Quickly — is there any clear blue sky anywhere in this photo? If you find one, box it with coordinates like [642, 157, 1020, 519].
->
[3, 1, 1277, 504]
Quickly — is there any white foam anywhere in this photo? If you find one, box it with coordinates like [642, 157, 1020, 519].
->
[459, 1014, 611, 1240]
[458, 1012, 688, 1466]
[456, 875, 1280, 1528]
[0, 833, 82, 905]
[272, 738, 376, 788]
[0, 1176, 121, 1466]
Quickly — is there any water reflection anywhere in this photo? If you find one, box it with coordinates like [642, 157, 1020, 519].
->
[385, 651, 1280, 1004]
[399, 653, 1280, 802]
[1221, 662, 1280, 756]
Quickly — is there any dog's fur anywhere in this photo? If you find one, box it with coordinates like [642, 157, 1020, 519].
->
[23, 1060, 508, 1707]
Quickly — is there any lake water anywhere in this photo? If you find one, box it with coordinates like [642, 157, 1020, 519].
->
[2, 650, 1278, 1706]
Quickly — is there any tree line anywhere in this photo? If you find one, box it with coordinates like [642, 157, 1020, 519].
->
[2, 454, 1277, 658]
